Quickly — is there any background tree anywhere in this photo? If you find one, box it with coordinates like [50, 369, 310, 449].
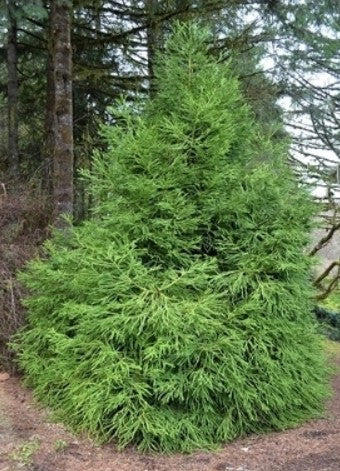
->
[6, 0, 19, 176]
[50, 0, 73, 227]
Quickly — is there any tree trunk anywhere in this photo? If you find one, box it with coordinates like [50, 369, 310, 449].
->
[7, 0, 19, 176]
[43, 15, 54, 194]
[51, 0, 74, 228]
[145, 0, 161, 96]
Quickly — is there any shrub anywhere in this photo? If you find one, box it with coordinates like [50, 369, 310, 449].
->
[314, 305, 340, 341]
[14, 24, 329, 452]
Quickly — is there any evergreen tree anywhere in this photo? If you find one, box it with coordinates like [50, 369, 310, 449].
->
[14, 24, 329, 452]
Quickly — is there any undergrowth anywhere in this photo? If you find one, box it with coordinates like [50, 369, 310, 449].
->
[0, 179, 49, 370]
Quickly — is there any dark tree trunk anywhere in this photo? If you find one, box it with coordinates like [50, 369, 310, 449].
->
[43, 16, 54, 194]
[7, 0, 19, 176]
[145, 0, 162, 96]
[51, 0, 74, 228]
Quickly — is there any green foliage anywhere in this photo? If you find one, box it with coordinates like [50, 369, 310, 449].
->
[9, 438, 40, 466]
[315, 290, 340, 341]
[321, 289, 340, 312]
[54, 439, 69, 452]
[315, 305, 340, 342]
[14, 24, 329, 452]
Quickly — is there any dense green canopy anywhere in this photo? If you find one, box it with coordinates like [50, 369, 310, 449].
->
[14, 24, 329, 452]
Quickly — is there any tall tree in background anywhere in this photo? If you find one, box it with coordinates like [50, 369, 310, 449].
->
[43, 10, 55, 194]
[51, 0, 73, 227]
[145, 0, 161, 95]
[6, 0, 19, 176]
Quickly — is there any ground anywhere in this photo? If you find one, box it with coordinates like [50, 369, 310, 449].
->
[0, 344, 339, 471]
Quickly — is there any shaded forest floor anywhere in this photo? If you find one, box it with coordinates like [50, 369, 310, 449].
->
[0, 344, 340, 471]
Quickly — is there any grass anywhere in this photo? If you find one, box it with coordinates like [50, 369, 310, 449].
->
[9, 437, 40, 466]
[54, 439, 69, 452]
[324, 339, 340, 359]
[321, 289, 340, 312]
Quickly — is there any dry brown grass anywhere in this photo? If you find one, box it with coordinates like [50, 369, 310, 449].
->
[0, 178, 50, 371]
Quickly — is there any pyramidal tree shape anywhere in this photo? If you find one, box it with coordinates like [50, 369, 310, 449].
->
[15, 24, 329, 452]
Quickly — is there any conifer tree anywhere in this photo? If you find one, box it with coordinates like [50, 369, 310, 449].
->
[14, 24, 329, 452]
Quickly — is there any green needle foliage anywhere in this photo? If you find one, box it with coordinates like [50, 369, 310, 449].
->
[14, 24, 329, 452]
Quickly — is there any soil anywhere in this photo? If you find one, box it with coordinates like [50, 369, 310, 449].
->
[0, 353, 339, 471]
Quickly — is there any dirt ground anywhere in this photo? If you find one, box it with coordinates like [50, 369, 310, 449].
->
[0, 351, 339, 471]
